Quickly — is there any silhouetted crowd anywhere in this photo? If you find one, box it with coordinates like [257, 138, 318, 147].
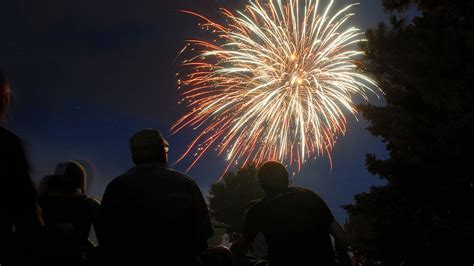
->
[0, 69, 364, 266]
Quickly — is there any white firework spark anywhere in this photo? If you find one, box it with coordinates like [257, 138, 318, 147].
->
[173, 0, 380, 173]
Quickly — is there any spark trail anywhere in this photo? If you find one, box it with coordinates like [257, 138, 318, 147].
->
[173, 0, 379, 173]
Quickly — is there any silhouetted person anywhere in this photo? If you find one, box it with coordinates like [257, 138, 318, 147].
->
[98, 129, 214, 265]
[38, 161, 100, 266]
[232, 161, 348, 266]
[0, 69, 43, 265]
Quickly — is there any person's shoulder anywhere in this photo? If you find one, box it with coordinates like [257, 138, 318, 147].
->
[104, 171, 131, 193]
[0, 127, 22, 147]
[0, 127, 16, 137]
[245, 198, 265, 215]
[165, 167, 198, 185]
[80, 196, 101, 213]
[0, 127, 29, 171]
[83, 196, 101, 207]
[291, 187, 318, 195]
[290, 187, 326, 201]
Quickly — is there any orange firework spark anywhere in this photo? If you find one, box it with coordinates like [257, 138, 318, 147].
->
[172, 0, 379, 174]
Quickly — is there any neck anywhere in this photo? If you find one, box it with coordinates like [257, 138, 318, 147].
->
[137, 160, 168, 166]
[266, 187, 289, 196]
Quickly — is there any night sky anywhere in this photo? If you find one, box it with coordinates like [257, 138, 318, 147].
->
[1, 0, 393, 222]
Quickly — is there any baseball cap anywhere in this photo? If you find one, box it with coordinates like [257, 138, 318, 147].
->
[130, 129, 169, 163]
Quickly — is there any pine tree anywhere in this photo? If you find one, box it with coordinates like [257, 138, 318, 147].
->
[208, 165, 264, 232]
[344, 1, 474, 264]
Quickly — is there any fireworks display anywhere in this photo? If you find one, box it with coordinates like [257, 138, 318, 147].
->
[172, 0, 379, 173]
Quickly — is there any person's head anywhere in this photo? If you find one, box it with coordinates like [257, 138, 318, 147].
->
[0, 69, 11, 123]
[55, 161, 87, 195]
[38, 175, 62, 198]
[257, 161, 290, 195]
[130, 129, 169, 165]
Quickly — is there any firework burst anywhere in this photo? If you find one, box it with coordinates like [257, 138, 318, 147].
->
[172, 0, 379, 173]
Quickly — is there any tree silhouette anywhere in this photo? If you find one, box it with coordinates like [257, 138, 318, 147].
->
[208, 165, 264, 232]
[344, 0, 474, 264]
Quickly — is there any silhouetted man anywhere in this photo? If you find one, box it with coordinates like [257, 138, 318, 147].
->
[98, 129, 214, 265]
[232, 161, 347, 266]
[0, 69, 43, 265]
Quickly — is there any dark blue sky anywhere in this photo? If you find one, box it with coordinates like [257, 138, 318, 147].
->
[1, 0, 394, 222]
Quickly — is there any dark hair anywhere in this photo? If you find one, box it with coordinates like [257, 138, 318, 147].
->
[257, 161, 289, 195]
[38, 175, 63, 197]
[130, 129, 169, 165]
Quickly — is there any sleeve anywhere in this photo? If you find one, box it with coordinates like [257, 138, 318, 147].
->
[242, 203, 260, 242]
[190, 180, 214, 250]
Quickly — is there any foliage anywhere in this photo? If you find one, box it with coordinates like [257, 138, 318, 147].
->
[208, 165, 264, 232]
[344, 0, 474, 264]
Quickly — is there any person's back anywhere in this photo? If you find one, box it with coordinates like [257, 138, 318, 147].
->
[0, 127, 36, 229]
[98, 129, 214, 265]
[0, 127, 40, 264]
[233, 161, 347, 266]
[245, 187, 335, 265]
[40, 194, 99, 246]
[0, 70, 42, 265]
